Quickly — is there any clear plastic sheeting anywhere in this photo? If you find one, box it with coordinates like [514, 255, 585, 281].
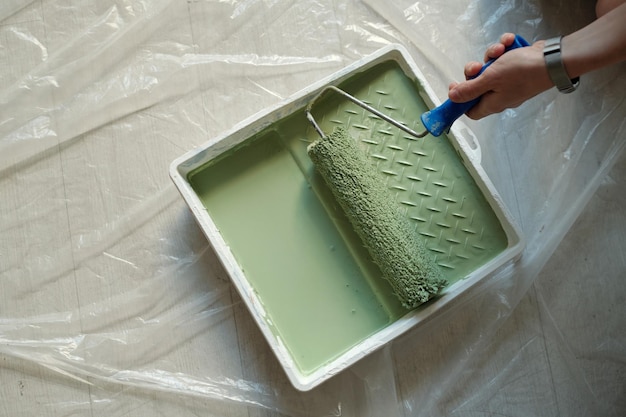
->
[1, 0, 624, 416]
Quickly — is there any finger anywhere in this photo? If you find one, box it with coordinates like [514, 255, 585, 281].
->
[448, 76, 490, 103]
[465, 92, 525, 120]
[464, 93, 500, 120]
[465, 100, 489, 120]
[500, 32, 516, 47]
[482, 33, 516, 62]
[463, 61, 483, 79]
[483, 42, 505, 62]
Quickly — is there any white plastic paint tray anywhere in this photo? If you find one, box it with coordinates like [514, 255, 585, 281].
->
[169, 44, 524, 391]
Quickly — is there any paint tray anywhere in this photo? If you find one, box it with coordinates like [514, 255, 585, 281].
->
[169, 44, 524, 391]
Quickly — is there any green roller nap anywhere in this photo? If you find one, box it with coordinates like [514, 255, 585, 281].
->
[307, 127, 447, 309]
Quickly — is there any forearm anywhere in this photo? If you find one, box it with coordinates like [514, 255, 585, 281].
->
[561, 3, 626, 78]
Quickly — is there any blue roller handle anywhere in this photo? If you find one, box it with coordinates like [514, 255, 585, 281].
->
[420, 34, 530, 137]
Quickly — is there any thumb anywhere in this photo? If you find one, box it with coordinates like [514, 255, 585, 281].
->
[448, 77, 490, 103]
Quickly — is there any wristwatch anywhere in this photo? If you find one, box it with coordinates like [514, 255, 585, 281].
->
[543, 36, 579, 93]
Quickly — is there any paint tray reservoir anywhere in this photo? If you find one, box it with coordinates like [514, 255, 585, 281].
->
[169, 44, 524, 391]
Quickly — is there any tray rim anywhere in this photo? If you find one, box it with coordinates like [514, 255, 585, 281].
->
[169, 43, 525, 391]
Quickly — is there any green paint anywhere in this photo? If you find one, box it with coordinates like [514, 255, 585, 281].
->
[189, 132, 399, 374]
[187, 60, 509, 375]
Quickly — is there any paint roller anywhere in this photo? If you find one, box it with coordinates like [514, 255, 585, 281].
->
[305, 35, 529, 308]
[306, 124, 446, 309]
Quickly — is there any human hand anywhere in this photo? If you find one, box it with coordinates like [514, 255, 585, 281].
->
[448, 33, 553, 120]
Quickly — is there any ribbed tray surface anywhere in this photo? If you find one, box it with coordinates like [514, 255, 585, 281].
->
[309, 62, 507, 281]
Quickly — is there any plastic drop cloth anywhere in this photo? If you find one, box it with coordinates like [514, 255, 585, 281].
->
[1, 0, 624, 416]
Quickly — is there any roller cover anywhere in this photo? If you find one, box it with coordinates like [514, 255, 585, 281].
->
[307, 127, 447, 309]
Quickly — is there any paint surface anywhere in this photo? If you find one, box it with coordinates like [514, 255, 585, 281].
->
[190, 132, 401, 374]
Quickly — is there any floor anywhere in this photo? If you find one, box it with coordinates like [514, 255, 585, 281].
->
[1, 1, 624, 416]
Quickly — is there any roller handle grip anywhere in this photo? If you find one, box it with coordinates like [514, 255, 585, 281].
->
[420, 34, 530, 137]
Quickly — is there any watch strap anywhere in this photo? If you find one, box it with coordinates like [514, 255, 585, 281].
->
[543, 36, 579, 94]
